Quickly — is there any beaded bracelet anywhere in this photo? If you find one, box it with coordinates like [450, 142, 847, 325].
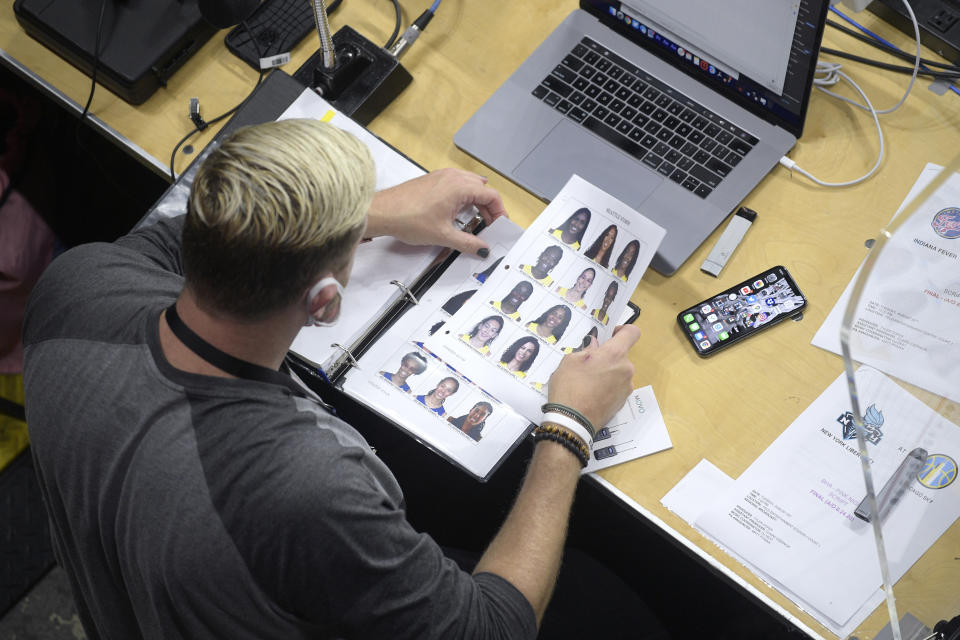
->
[533, 424, 589, 468]
[540, 402, 596, 438]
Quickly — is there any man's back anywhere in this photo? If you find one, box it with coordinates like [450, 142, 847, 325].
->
[23, 218, 534, 639]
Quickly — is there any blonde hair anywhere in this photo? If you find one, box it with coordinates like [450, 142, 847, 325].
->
[182, 119, 376, 318]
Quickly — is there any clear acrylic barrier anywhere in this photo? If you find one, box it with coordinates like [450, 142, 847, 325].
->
[840, 158, 960, 639]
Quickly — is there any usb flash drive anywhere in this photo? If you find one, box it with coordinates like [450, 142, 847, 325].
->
[701, 206, 757, 277]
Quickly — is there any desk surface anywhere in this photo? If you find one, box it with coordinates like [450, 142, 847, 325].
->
[4, 2, 959, 637]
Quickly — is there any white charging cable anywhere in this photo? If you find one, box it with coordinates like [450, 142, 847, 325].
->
[779, 0, 921, 187]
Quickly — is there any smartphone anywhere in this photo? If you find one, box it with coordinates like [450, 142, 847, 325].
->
[677, 265, 807, 357]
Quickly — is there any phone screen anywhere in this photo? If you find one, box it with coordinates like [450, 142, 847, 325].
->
[677, 266, 806, 357]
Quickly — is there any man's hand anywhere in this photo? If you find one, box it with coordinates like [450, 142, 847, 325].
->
[365, 168, 508, 256]
[547, 325, 642, 428]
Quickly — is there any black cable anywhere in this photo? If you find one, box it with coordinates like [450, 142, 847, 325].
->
[826, 18, 960, 72]
[168, 19, 265, 180]
[820, 46, 960, 79]
[72, 0, 140, 198]
[79, 0, 108, 120]
[384, 0, 402, 49]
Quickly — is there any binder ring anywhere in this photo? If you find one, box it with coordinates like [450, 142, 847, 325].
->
[390, 280, 419, 305]
[330, 343, 360, 368]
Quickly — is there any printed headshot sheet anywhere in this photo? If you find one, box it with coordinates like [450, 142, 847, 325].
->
[694, 367, 960, 633]
[342, 218, 533, 479]
[424, 175, 666, 423]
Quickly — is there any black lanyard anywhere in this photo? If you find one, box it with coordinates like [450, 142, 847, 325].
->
[164, 303, 310, 399]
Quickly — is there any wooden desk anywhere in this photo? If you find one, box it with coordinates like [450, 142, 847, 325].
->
[3, 2, 958, 638]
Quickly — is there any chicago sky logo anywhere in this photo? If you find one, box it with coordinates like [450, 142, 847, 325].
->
[837, 404, 884, 445]
[918, 453, 957, 489]
[931, 207, 960, 239]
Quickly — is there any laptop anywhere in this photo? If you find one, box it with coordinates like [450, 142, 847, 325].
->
[455, 0, 830, 275]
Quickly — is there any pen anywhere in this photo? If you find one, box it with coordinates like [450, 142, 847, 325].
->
[854, 447, 928, 523]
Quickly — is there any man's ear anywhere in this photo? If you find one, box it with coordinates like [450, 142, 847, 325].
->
[306, 277, 342, 323]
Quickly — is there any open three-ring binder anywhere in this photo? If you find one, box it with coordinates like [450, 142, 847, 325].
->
[140, 71, 654, 481]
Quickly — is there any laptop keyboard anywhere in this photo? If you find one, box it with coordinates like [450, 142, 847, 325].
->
[532, 37, 759, 199]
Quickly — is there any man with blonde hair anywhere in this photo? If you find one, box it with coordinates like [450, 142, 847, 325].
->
[24, 119, 646, 638]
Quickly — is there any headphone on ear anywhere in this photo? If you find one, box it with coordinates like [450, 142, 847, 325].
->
[197, 0, 260, 28]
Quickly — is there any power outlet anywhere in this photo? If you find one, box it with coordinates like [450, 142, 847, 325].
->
[869, 0, 960, 63]
[930, 8, 959, 32]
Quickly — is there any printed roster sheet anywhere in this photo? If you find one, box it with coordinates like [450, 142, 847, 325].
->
[424, 174, 666, 422]
[693, 367, 960, 634]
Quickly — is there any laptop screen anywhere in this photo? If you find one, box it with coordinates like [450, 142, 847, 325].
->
[581, 0, 829, 137]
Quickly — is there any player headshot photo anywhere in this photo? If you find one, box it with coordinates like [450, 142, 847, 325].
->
[583, 224, 618, 268]
[554, 267, 595, 309]
[591, 281, 619, 326]
[497, 337, 540, 379]
[447, 401, 494, 442]
[415, 376, 460, 416]
[562, 326, 599, 354]
[611, 239, 640, 282]
[518, 245, 563, 287]
[490, 280, 533, 321]
[526, 304, 572, 344]
[460, 314, 504, 355]
[379, 352, 429, 393]
[548, 207, 591, 250]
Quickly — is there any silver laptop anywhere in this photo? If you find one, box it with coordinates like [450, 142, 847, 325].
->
[455, 0, 830, 275]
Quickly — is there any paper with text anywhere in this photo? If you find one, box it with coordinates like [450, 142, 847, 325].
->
[812, 163, 960, 404]
[695, 367, 960, 629]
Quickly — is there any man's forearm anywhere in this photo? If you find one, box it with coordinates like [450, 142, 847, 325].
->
[473, 441, 582, 624]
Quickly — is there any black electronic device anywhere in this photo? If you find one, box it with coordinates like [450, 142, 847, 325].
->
[13, 0, 217, 106]
[868, 0, 960, 63]
[677, 266, 807, 357]
[291, 25, 412, 126]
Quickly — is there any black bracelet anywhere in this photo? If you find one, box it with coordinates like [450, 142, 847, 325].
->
[533, 428, 589, 468]
[540, 402, 596, 438]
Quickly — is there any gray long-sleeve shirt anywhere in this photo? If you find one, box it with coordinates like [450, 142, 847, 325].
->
[23, 216, 536, 640]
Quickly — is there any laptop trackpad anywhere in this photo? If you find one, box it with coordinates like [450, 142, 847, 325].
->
[513, 119, 662, 204]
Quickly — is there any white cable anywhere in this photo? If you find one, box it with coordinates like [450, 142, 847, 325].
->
[781, 0, 919, 187]
[780, 69, 884, 187]
[819, 0, 921, 114]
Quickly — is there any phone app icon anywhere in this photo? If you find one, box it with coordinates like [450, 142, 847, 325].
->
[727, 293, 737, 301]
[700, 305, 712, 314]
[757, 312, 769, 322]
[694, 331, 705, 340]
[740, 286, 752, 295]
[765, 298, 776, 306]
[718, 331, 729, 340]
[745, 295, 757, 303]
[688, 322, 700, 332]
[751, 304, 761, 312]
[706, 313, 718, 322]
[699, 340, 711, 349]
[712, 322, 723, 331]
[753, 280, 764, 289]
[766, 273, 778, 283]
[683, 313, 694, 323]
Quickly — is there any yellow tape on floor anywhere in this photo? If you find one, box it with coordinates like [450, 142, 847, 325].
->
[0, 374, 29, 471]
